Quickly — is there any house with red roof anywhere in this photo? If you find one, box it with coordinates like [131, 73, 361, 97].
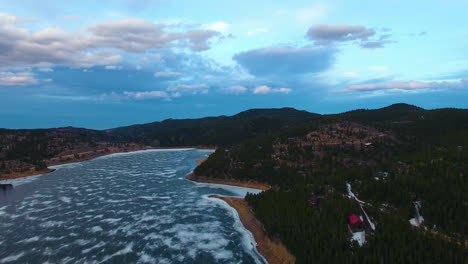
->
[348, 214, 364, 232]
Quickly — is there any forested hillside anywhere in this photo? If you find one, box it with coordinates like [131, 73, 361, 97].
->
[109, 107, 317, 146]
[195, 104, 468, 263]
[1, 108, 316, 177]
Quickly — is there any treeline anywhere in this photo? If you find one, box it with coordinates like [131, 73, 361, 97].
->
[196, 105, 468, 263]
[246, 188, 466, 264]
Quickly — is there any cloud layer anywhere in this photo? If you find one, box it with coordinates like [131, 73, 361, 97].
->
[0, 71, 38, 86]
[154, 71, 183, 78]
[233, 46, 334, 76]
[338, 79, 467, 93]
[307, 24, 375, 44]
[0, 13, 219, 69]
[253, 85, 291, 94]
[307, 24, 393, 49]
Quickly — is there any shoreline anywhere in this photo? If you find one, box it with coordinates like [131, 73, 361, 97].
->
[210, 196, 295, 264]
[0, 146, 216, 181]
[187, 159, 294, 263]
[186, 173, 271, 191]
[0, 168, 57, 181]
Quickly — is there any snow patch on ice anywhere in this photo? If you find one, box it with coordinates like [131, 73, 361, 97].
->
[59, 197, 71, 203]
[99, 242, 134, 263]
[208, 196, 268, 264]
[0, 174, 43, 186]
[0, 252, 25, 263]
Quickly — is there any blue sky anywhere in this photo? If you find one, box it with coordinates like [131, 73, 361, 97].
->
[0, 0, 467, 129]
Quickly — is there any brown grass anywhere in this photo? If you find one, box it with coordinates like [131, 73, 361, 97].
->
[187, 173, 271, 191]
[0, 168, 55, 181]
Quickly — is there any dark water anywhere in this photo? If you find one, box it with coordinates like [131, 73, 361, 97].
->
[0, 149, 265, 264]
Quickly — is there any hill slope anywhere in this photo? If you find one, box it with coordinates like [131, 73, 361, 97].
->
[109, 107, 318, 146]
[195, 104, 468, 264]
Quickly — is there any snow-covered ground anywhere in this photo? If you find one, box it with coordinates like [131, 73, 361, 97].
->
[409, 217, 424, 227]
[359, 204, 376, 231]
[347, 183, 376, 231]
[351, 231, 366, 246]
[346, 183, 366, 204]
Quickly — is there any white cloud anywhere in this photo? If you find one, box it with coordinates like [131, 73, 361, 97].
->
[205, 22, 229, 33]
[0, 13, 18, 25]
[253, 85, 271, 94]
[0, 71, 38, 86]
[337, 80, 467, 93]
[89, 18, 219, 52]
[124, 91, 168, 100]
[154, 71, 183, 78]
[273, 87, 292, 94]
[0, 13, 219, 69]
[225, 85, 247, 94]
[167, 84, 209, 91]
[252, 86, 292, 94]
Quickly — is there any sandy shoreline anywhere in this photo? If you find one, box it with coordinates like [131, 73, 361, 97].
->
[0, 146, 216, 181]
[210, 196, 295, 264]
[187, 173, 271, 191]
[188, 159, 294, 263]
[188, 158, 271, 190]
[0, 168, 56, 181]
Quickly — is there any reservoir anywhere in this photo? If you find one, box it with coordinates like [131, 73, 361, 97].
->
[0, 149, 265, 264]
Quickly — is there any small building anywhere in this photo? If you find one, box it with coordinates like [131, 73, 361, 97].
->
[348, 214, 364, 232]
[348, 214, 366, 246]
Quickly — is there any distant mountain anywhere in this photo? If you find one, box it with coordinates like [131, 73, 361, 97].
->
[335, 103, 424, 122]
[2, 104, 467, 177]
[109, 107, 319, 146]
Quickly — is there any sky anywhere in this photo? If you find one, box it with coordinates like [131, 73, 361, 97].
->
[0, 0, 467, 129]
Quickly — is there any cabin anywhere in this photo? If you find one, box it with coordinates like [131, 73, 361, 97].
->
[348, 214, 364, 232]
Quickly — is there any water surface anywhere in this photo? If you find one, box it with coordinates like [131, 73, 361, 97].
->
[0, 149, 265, 263]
